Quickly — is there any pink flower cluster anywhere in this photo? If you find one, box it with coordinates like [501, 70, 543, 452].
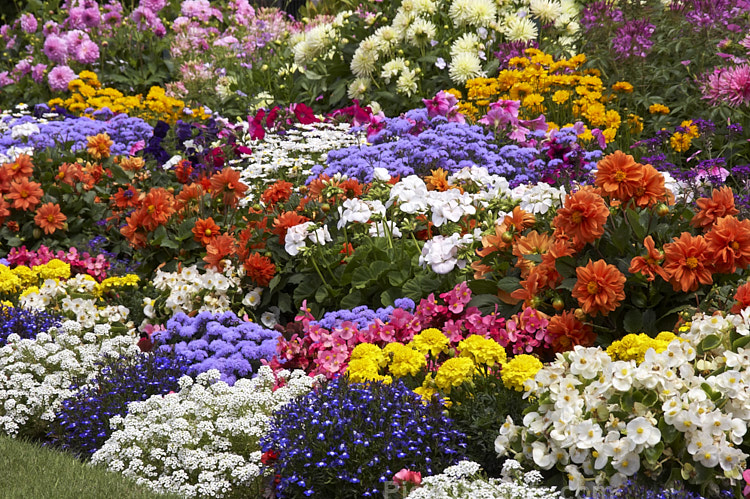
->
[702, 64, 750, 108]
[478, 99, 548, 145]
[498, 306, 552, 355]
[270, 281, 509, 378]
[7, 244, 111, 281]
[422, 91, 465, 123]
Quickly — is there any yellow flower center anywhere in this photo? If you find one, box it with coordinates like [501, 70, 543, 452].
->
[686, 257, 698, 269]
[148, 205, 156, 213]
[587, 281, 599, 295]
[47, 214, 56, 223]
[614, 170, 627, 182]
[731, 241, 740, 250]
[571, 211, 583, 224]
[205, 229, 212, 236]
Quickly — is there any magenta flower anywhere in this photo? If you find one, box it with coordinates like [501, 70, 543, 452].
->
[31, 64, 47, 83]
[43, 35, 69, 64]
[703, 64, 750, 107]
[75, 40, 100, 64]
[48, 65, 77, 92]
[20, 13, 38, 33]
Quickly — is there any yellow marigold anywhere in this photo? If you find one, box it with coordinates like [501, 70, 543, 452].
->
[445, 88, 462, 100]
[68, 79, 85, 92]
[413, 385, 437, 404]
[0, 267, 22, 294]
[552, 90, 570, 104]
[648, 103, 670, 115]
[612, 81, 634, 93]
[346, 358, 383, 383]
[680, 120, 699, 139]
[606, 333, 676, 364]
[411, 328, 450, 356]
[78, 70, 100, 87]
[602, 127, 617, 143]
[386, 343, 426, 378]
[435, 357, 476, 392]
[96, 274, 140, 295]
[350, 343, 387, 368]
[605, 110, 621, 130]
[509, 82, 534, 101]
[670, 132, 692, 152]
[627, 114, 644, 135]
[522, 93, 545, 107]
[34, 259, 71, 281]
[11, 265, 36, 287]
[457, 335, 507, 367]
[501, 354, 543, 392]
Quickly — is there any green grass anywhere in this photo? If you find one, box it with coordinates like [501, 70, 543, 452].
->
[0, 435, 184, 499]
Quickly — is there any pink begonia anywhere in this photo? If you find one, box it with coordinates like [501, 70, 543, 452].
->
[499, 306, 551, 355]
[440, 281, 472, 314]
[393, 469, 422, 486]
[48, 65, 77, 92]
[43, 35, 69, 64]
[20, 13, 38, 33]
[7, 245, 110, 281]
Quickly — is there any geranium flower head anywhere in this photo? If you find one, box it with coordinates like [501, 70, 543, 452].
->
[571, 259, 626, 317]
[663, 232, 713, 292]
[34, 202, 67, 235]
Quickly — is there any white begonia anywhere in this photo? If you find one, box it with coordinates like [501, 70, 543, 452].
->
[419, 232, 477, 274]
[448, 52, 485, 85]
[284, 221, 312, 256]
[625, 417, 661, 447]
[92, 367, 319, 498]
[381, 57, 407, 84]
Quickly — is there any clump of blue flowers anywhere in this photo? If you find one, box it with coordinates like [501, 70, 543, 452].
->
[0, 304, 61, 346]
[47, 352, 188, 457]
[582, 479, 734, 499]
[261, 377, 466, 498]
[311, 304, 396, 331]
[154, 311, 281, 385]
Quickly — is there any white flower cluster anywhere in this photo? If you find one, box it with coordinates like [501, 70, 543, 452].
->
[20, 274, 130, 328]
[419, 232, 479, 274]
[91, 367, 319, 498]
[0, 323, 137, 436]
[292, 21, 338, 67]
[510, 182, 566, 215]
[232, 121, 365, 204]
[496, 313, 750, 494]
[148, 264, 243, 318]
[284, 221, 333, 256]
[405, 459, 560, 499]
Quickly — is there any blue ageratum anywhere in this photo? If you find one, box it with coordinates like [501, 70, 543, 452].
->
[261, 377, 467, 498]
[154, 310, 281, 385]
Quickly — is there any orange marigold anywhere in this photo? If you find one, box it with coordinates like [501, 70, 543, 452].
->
[546, 310, 596, 353]
[691, 187, 739, 230]
[6, 177, 43, 211]
[244, 252, 276, 287]
[628, 235, 669, 282]
[261, 180, 294, 205]
[193, 217, 220, 246]
[595, 151, 643, 202]
[553, 187, 609, 249]
[705, 216, 750, 274]
[86, 133, 114, 159]
[571, 259, 626, 317]
[34, 202, 67, 234]
[663, 232, 713, 292]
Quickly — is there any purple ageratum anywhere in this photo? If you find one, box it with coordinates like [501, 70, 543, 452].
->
[311, 305, 396, 331]
[0, 113, 153, 158]
[154, 311, 281, 385]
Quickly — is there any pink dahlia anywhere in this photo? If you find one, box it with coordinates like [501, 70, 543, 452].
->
[48, 65, 77, 92]
[43, 35, 68, 64]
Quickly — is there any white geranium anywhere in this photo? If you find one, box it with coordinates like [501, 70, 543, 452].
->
[419, 233, 477, 274]
[284, 222, 313, 256]
[388, 176, 429, 213]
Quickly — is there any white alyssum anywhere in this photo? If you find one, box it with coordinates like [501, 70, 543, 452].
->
[0, 323, 137, 436]
[91, 367, 319, 498]
[406, 459, 560, 498]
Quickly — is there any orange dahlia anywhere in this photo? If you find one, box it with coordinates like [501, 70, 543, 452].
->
[244, 252, 276, 287]
[663, 232, 713, 292]
[571, 259, 626, 317]
[34, 202, 67, 234]
[628, 235, 669, 282]
[2, 154, 34, 183]
[261, 180, 294, 205]
[705, 216, 750, 274]
[546, 310, 596, 353]
[210, 167, 248, 207]
[0, 197, 10, 225]
[553, 186, 609, 249]
[595, 151, 643, 202]
[691, 187, 739, 230]
[140, 187, 175, 231]
[731, 282, 750, 314]
[86, 133, 114, 159]
[425, 168, 452, 191]
[513, 230, 553, 277]
[631, 163, 667, 208]
[203, 234, 237, 271]
[193, 217, 221, 246]
[6, 177, 43, 211]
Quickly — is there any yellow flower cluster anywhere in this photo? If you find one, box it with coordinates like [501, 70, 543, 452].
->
[501, 354, 543, 392]
[669, 120, 700, 153]
[649, 103, 670, 115]
[0, 260, 72, 296]
[410, 328, 450, 356]
[434, 357, 477, 392]
[457, 335, 507, 367]
[384, 342, 427, 377]
[48, 71, 209, 124]
[95, 274, 140, 296]
[458, 48, 629, 144]
[347, 343, 391, 383]
[606, 332, 679, 364]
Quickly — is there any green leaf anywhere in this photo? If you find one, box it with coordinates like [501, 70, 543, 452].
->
[496, 276, 521, 293]
[659, 417, 679, 444]
[557, 277, 577, 292]
[623, 309, 643, 333]
[643, 441, 664, 464]
[626, 209, 646, 240]
[697, 334, 722, 355]
[554, 256, 577, 279]
[733, 336, 750, 351]
[340, 290, 363, 310]
[611, 222, 630, 252]
[314, 285, 329, 303]
[467, 279, 499, 295]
